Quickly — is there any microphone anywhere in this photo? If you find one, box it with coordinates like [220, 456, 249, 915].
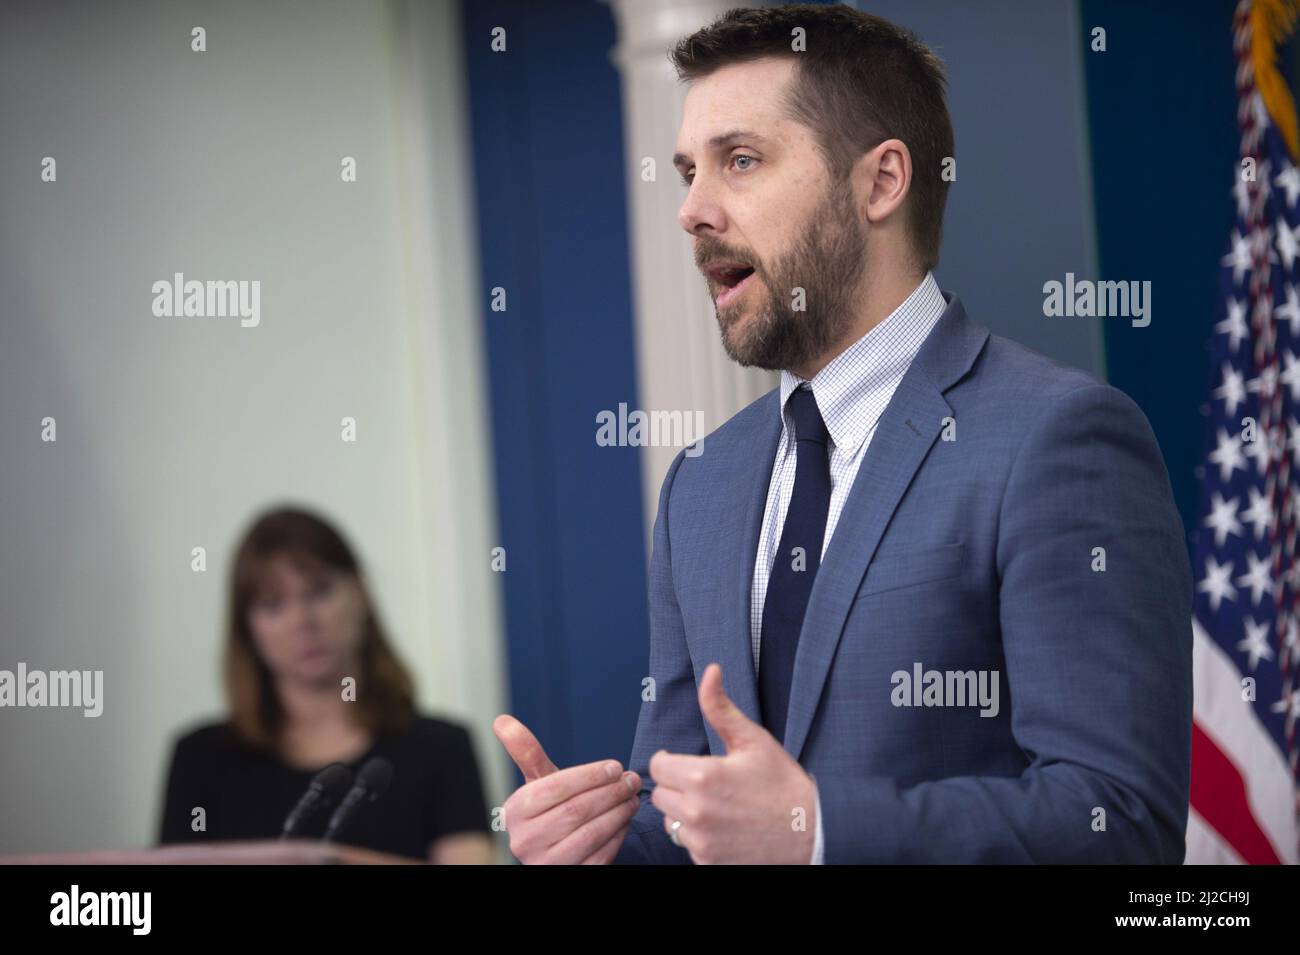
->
[280, 762, 353, 839]
[322, 757, 394, 843]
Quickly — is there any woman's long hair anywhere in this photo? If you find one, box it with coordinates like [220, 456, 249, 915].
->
[224, 505, 415, 751]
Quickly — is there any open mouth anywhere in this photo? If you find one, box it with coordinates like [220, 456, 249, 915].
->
[708, 263, 757, 307]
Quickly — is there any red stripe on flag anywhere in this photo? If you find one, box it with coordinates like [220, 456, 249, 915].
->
[1190, 720, 1282, 864]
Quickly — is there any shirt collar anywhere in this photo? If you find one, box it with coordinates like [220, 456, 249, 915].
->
[778, 271, 947, 454]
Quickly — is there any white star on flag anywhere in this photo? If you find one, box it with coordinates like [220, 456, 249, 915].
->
[1237, 616, 1276, 669]
[1210, 427, 1248, 482]
[1214, 363, 1248, 415]
[1235, 550, 1276, 605]
[1239, 485, 1276, 538]
[1222, 229, 1254, 283]
[1216, 297, 1250, 351]
[1277, 219, 1300, 269]
[1275, 160, 1300, 207]
[1275, 284, 1300, 335]
[1197, 554, 1238, 611]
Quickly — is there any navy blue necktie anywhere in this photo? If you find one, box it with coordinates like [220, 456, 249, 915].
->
[759, 385, 831, 743]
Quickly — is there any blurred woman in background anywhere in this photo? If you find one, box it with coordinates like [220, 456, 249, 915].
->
[159, 506, 495, 863]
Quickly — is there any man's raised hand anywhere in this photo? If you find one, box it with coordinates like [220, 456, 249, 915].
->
[493, 714, 642, 864]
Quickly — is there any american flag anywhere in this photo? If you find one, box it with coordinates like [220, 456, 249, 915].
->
[1188, 0, 1300, 864]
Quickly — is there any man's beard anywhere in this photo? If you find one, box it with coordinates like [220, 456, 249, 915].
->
[705, 176, 866, 372]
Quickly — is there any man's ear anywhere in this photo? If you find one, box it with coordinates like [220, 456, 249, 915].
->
[852, 138, 912, 227]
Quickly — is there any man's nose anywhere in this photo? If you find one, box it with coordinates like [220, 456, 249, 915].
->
[677, 182, 725, 236]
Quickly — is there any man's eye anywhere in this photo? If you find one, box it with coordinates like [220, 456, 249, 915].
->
[732, 154, 757, 172]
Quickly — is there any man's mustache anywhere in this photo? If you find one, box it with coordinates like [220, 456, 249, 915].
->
[695, 243, 758, 271]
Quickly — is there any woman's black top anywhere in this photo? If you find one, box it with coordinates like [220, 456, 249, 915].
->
[158, 716, 491, 860]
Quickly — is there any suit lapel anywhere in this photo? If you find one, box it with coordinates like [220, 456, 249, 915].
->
[712, 392, 781, 732]
[781, 295, 989, 761]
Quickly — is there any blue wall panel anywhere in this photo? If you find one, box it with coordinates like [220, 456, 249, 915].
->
[1080, 0, 1240, 552]
[462, 0, 649, 773]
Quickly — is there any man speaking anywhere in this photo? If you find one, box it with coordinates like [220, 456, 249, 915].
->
[493, 4, 1192, 864]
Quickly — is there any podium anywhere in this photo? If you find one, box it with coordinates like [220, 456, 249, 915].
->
[0, 839, 423, 865]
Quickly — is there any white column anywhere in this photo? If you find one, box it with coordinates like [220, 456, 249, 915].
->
[387, 0, 510, 854]
[604, 0, 778, 549]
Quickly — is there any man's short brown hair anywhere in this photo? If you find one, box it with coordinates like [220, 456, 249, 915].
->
[670, 4, 954, 272]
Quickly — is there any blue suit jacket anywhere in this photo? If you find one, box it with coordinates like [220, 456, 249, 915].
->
[614, 292, 1193, 864]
